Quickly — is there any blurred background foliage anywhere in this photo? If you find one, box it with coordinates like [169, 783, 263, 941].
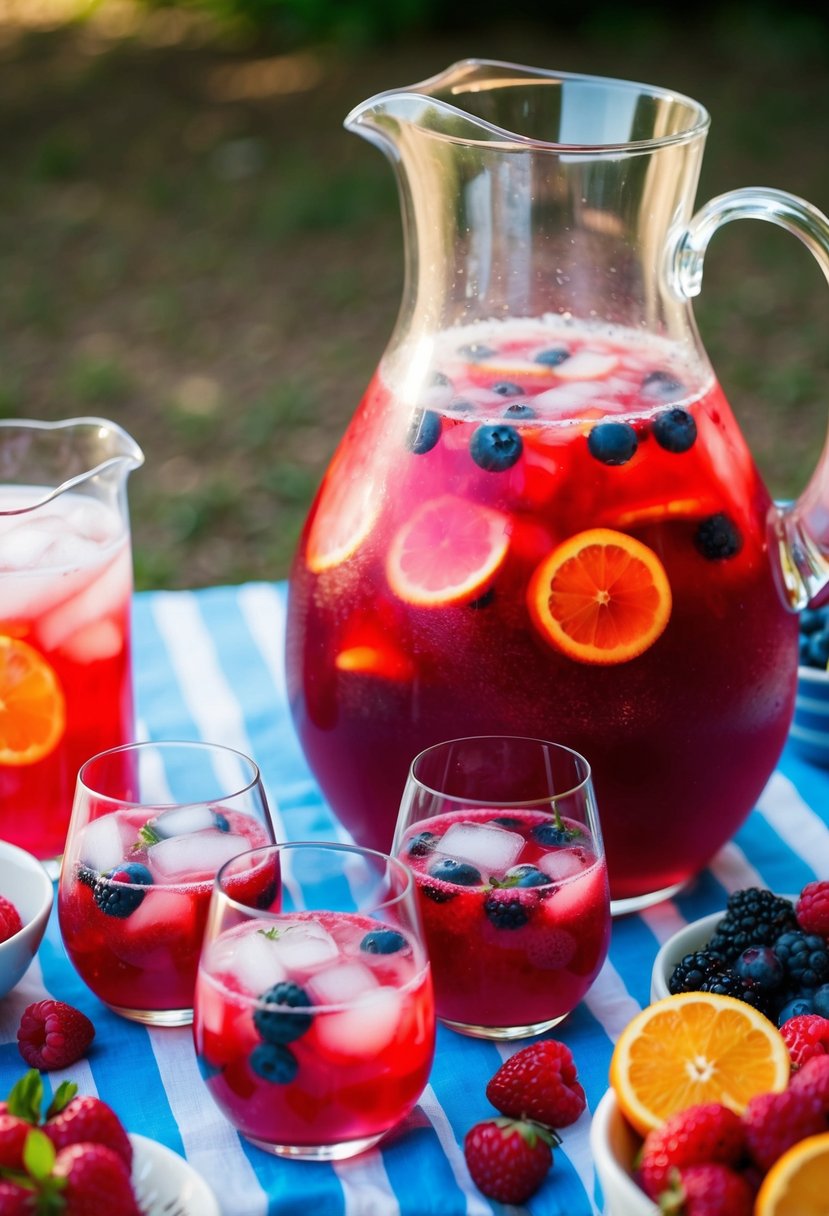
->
[0, 0, 827, 589]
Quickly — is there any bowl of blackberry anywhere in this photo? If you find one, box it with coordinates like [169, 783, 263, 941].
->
[791, 603, 829, 765]
[652, 883, 829, 1033]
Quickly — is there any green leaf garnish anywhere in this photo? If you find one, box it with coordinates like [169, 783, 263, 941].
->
[138, 820, 162, 847]
[257, 927, 281, 941]
[6, 1070, 43, 1124]
[45, 1080, 78, 1120]
[22, 1128, 55, 1182]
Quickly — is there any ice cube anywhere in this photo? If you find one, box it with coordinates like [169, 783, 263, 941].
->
[0, 526, 56, 571]
[538, 848, 587, 883]
[38, 546, 131, 651]
[147, 829, 249, 882]
[221, 926, 289, 994]
[270, 919, 339, 972]
[308, 962, 379, 1006]
[78, 815, 130, 875]
[42, 533, 101, 573]
[554, 351, 619, 381]
[59, 620, 123, 664]
[436, 822, 524, 876]
[315, 987, 402, 1057]
[151, 804, 219, 838]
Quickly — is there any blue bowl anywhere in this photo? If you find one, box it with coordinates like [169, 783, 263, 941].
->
[790, 665, 829, 766]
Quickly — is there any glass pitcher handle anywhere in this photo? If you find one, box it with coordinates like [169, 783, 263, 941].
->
[670, 187, 829, 610]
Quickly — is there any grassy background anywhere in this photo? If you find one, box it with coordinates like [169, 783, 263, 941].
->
[0, 1, 827, 590]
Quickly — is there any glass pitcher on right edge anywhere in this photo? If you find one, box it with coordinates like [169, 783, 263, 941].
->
[285, 61, 829, 913]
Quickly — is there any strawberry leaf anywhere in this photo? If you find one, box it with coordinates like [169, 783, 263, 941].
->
[137, 821, 162, 847]
[22, 1128, 55, 1182]
[45, 1081, 78, 1120]
[6, 1070, 44, 1124]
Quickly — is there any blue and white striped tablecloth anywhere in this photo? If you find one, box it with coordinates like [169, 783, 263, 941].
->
[2, 582, 828, 1216]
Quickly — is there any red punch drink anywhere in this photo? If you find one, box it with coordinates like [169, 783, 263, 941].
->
[399, 807, 610, 1035]
[194, 910, 435, 1157]
[286, 318, 797, 907]
[0, 489, 135, 859]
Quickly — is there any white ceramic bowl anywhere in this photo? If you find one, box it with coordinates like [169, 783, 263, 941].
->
[130, 1134, 221, 1216]
[590, 1089, 657, 1216]
[650, 909, 723, 1002]
[0, 840, 54, 998]
[790, 664, 829, 766]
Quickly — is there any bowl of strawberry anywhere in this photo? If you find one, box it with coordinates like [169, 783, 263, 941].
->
[0, 840, 53, 999]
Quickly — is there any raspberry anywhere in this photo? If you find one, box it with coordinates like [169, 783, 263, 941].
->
[0, 895, 23, 944]
[796, 880, 829, 938]
[789, 1053, 829, 1113]
[17, 1001, 95, 1072]
[485, 1040, 586, 1128]
[742, 1087, 827, 1171]
[463, 1117, 556, 1205]
[45, 1095, 132, 1168]
[638, 1102, 746, 1200]
[52, 1142, 142, 1216]
[657, 1163, 754, 1216]
[780, 1013, 829, 1069]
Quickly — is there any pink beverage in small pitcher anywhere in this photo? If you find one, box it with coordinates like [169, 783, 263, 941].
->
[0, 489, 135, 859]
[399, 807, 610, 1030]
[194, 911, 434, 1153]
[59, 806, 272, 1015]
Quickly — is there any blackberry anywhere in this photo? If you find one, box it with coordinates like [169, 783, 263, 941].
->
[93, 862, 153, 919]
[483, 893, 530, 929]
[668, 950, 726, 995]
[699, 970, 773, 1017]
[407, 831, 438, 858]
[249, 1042, 298, 1084]
[694, 513, 743, 560]
[253, 981, 313, 1044]
[774, 930, 829, 989]
[706, 888, 798, 962]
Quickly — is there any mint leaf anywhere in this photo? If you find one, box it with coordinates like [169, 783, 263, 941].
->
[22, 1128, 55, 1182]
[137, 821, 162, 847]
[257, 927, 280, 941]
[7, 1070, 43, 1124]
[45, 1080, 78, 1120]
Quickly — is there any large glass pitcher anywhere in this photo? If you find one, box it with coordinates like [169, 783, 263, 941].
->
[0, 418, 143, 859]
[285, 61, 829, 911]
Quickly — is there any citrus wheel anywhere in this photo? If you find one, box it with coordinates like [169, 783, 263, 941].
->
[755, 1131, 829, 1216]
[609, 992, 790, 1136]
[386, 495, 510, 607]
[0, 636, 66, 766]
[305, 443, 380, 574]
[527, 527, 672, 664]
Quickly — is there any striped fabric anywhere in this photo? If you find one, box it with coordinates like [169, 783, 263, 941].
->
[2, 581, 828, 1216]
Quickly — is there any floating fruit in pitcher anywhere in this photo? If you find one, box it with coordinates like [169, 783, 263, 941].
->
[527, 528, 672, 665]
[0, 636, 66, 766]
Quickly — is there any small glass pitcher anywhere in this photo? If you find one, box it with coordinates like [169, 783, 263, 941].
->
[0, 417, 143, 860]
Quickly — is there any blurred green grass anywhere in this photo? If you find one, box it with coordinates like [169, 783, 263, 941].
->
[0, 2, 827, 589]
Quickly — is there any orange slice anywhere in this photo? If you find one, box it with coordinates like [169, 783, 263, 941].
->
[386, 495, 510, 607]
[756, 1131, 829, 1216]
[306, 443, 380, 574]
[598, 497, 720, 530]
[527, 527, 671, 664]
[609, 992, 790, 1136]
[335, 645, 414, 681]
[0, 636, 66, 766]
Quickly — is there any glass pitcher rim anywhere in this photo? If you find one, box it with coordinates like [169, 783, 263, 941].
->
[345, 57, 711, 154]
[0, 415, 144, 516]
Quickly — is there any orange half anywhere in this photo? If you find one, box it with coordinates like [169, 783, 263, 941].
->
[527, 527, 671, 664]
[756, 1132, 829, 1216]
[0, 636, 66, 766]
[386, 495, 510, 607]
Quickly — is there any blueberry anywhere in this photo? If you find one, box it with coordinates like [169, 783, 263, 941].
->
[587, 421, 638, 466]
[504, 402, 536, 419]
[490, 381, 523, 396]
[484, 893, 530, 929]
[468, 588, 496, 610]
[406, 409, 441, 455]
[800, 634, 813, 664]
[507, 864, 549, 888]
[429, 858, 482, 887]
[734, 946, 784, 991]
[407, 831, 438, 858]
[534, 346, 570, 367]
[458, 343, 494, 361]
[777, 994, 816, 1025]
[812, 983, 829, 1017]
[253, 981, 313, 1044]
[694, 514, 743, 560]
[800, 608, 828, 636]
[532, 822, 576, 846]
[806, 629, 829, 668]
[360, 929, 407, 955]
[491, 816, 522, 828]
[213, 811, 230, 832]
[469, 424, 523, 472]
[93, 862, 153, 918]
[652, 408, 697, 454]
[249, 1042, 298, 1084]
[642, 370, 685, 399]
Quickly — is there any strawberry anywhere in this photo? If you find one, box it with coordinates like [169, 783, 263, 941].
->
[0, 1115, 34, 1173]
[463, 1117, 557, 1204]
[796, 880, 829, 938]
[485, 1040, 586, 1128]
[0, 895, 23, 944]
[52, 1142, 141, 1216]
[780, 1012, 829, 1070]
[742, 1087, 827, 1172]
[44, 1095, 132, 1169]
[638, 1102, 745, 1200]
[657, 1162, 754, 1216]
[0, 1179, 36, 1214]
[17, 1003, 94, 1072]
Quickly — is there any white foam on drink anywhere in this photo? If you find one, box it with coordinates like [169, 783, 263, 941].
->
[220, 927, 288, 994]
[151, 805, 218, 838]
[308, 961, 379, 1006]
[147, 829, 249, 882]
[78, 815, 131, 875]
[315, 987, 402, 1057]
[436, 821, 524, 875]
[538, 848, 587, 883]
[269, 919, 339, 972]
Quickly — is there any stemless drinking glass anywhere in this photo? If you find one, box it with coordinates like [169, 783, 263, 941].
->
[392, 735, 611, 1039]
[193, 841, 435, 1160]
[58, 740, 275, 1026]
